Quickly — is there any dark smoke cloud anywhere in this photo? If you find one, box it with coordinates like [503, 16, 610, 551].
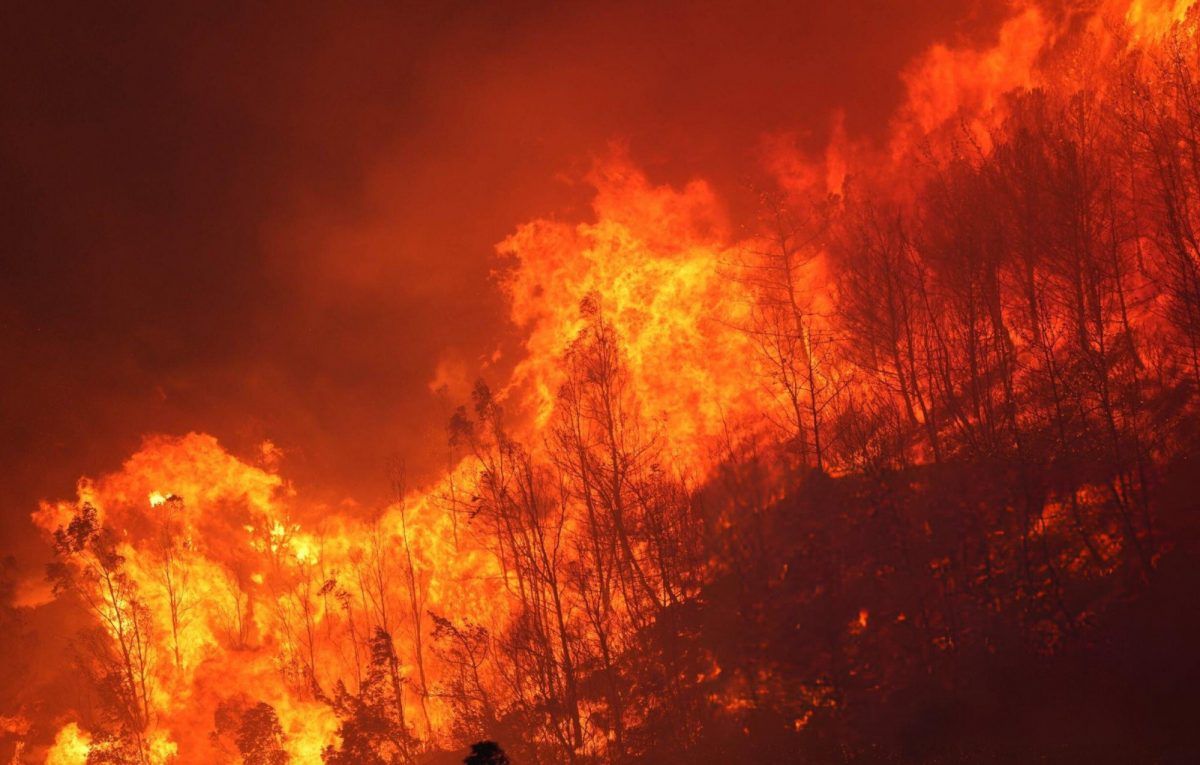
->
[0, 0, 1006, 563]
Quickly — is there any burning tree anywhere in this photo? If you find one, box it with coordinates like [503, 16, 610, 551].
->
[48, 503, 156, 764]
[323, 628, 416, 765]
[16, 4, 1200, 764]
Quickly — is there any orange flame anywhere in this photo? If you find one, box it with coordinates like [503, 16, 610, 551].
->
[18, 2, 1200, 760]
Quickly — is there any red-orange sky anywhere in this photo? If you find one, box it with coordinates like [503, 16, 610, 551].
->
[0, 0, 1009, 556]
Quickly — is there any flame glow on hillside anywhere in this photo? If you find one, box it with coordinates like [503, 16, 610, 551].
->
[498, 155, 758, 464]
[8, 1, 1200, 763]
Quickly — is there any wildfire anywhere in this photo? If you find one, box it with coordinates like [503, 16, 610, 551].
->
[9, 1, 1200, 762]
[497, 150, 760, 470]
[1124, 0, 1196, 40]
[893, 6, 1053, 158]
[44, 724, 90, 765]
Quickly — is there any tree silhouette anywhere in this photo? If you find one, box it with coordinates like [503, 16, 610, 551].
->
[323, 627, 414, 765]
[48, 503, 155, 764]
[464, 741, 509, 765]
[237, 703, 289, 765]
[212, 697, 289, 765]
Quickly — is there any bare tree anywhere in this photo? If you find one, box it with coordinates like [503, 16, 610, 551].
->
[48, 503, 155, 764]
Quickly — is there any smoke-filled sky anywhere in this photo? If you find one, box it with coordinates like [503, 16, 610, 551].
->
[1, 0, 1009, 554]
